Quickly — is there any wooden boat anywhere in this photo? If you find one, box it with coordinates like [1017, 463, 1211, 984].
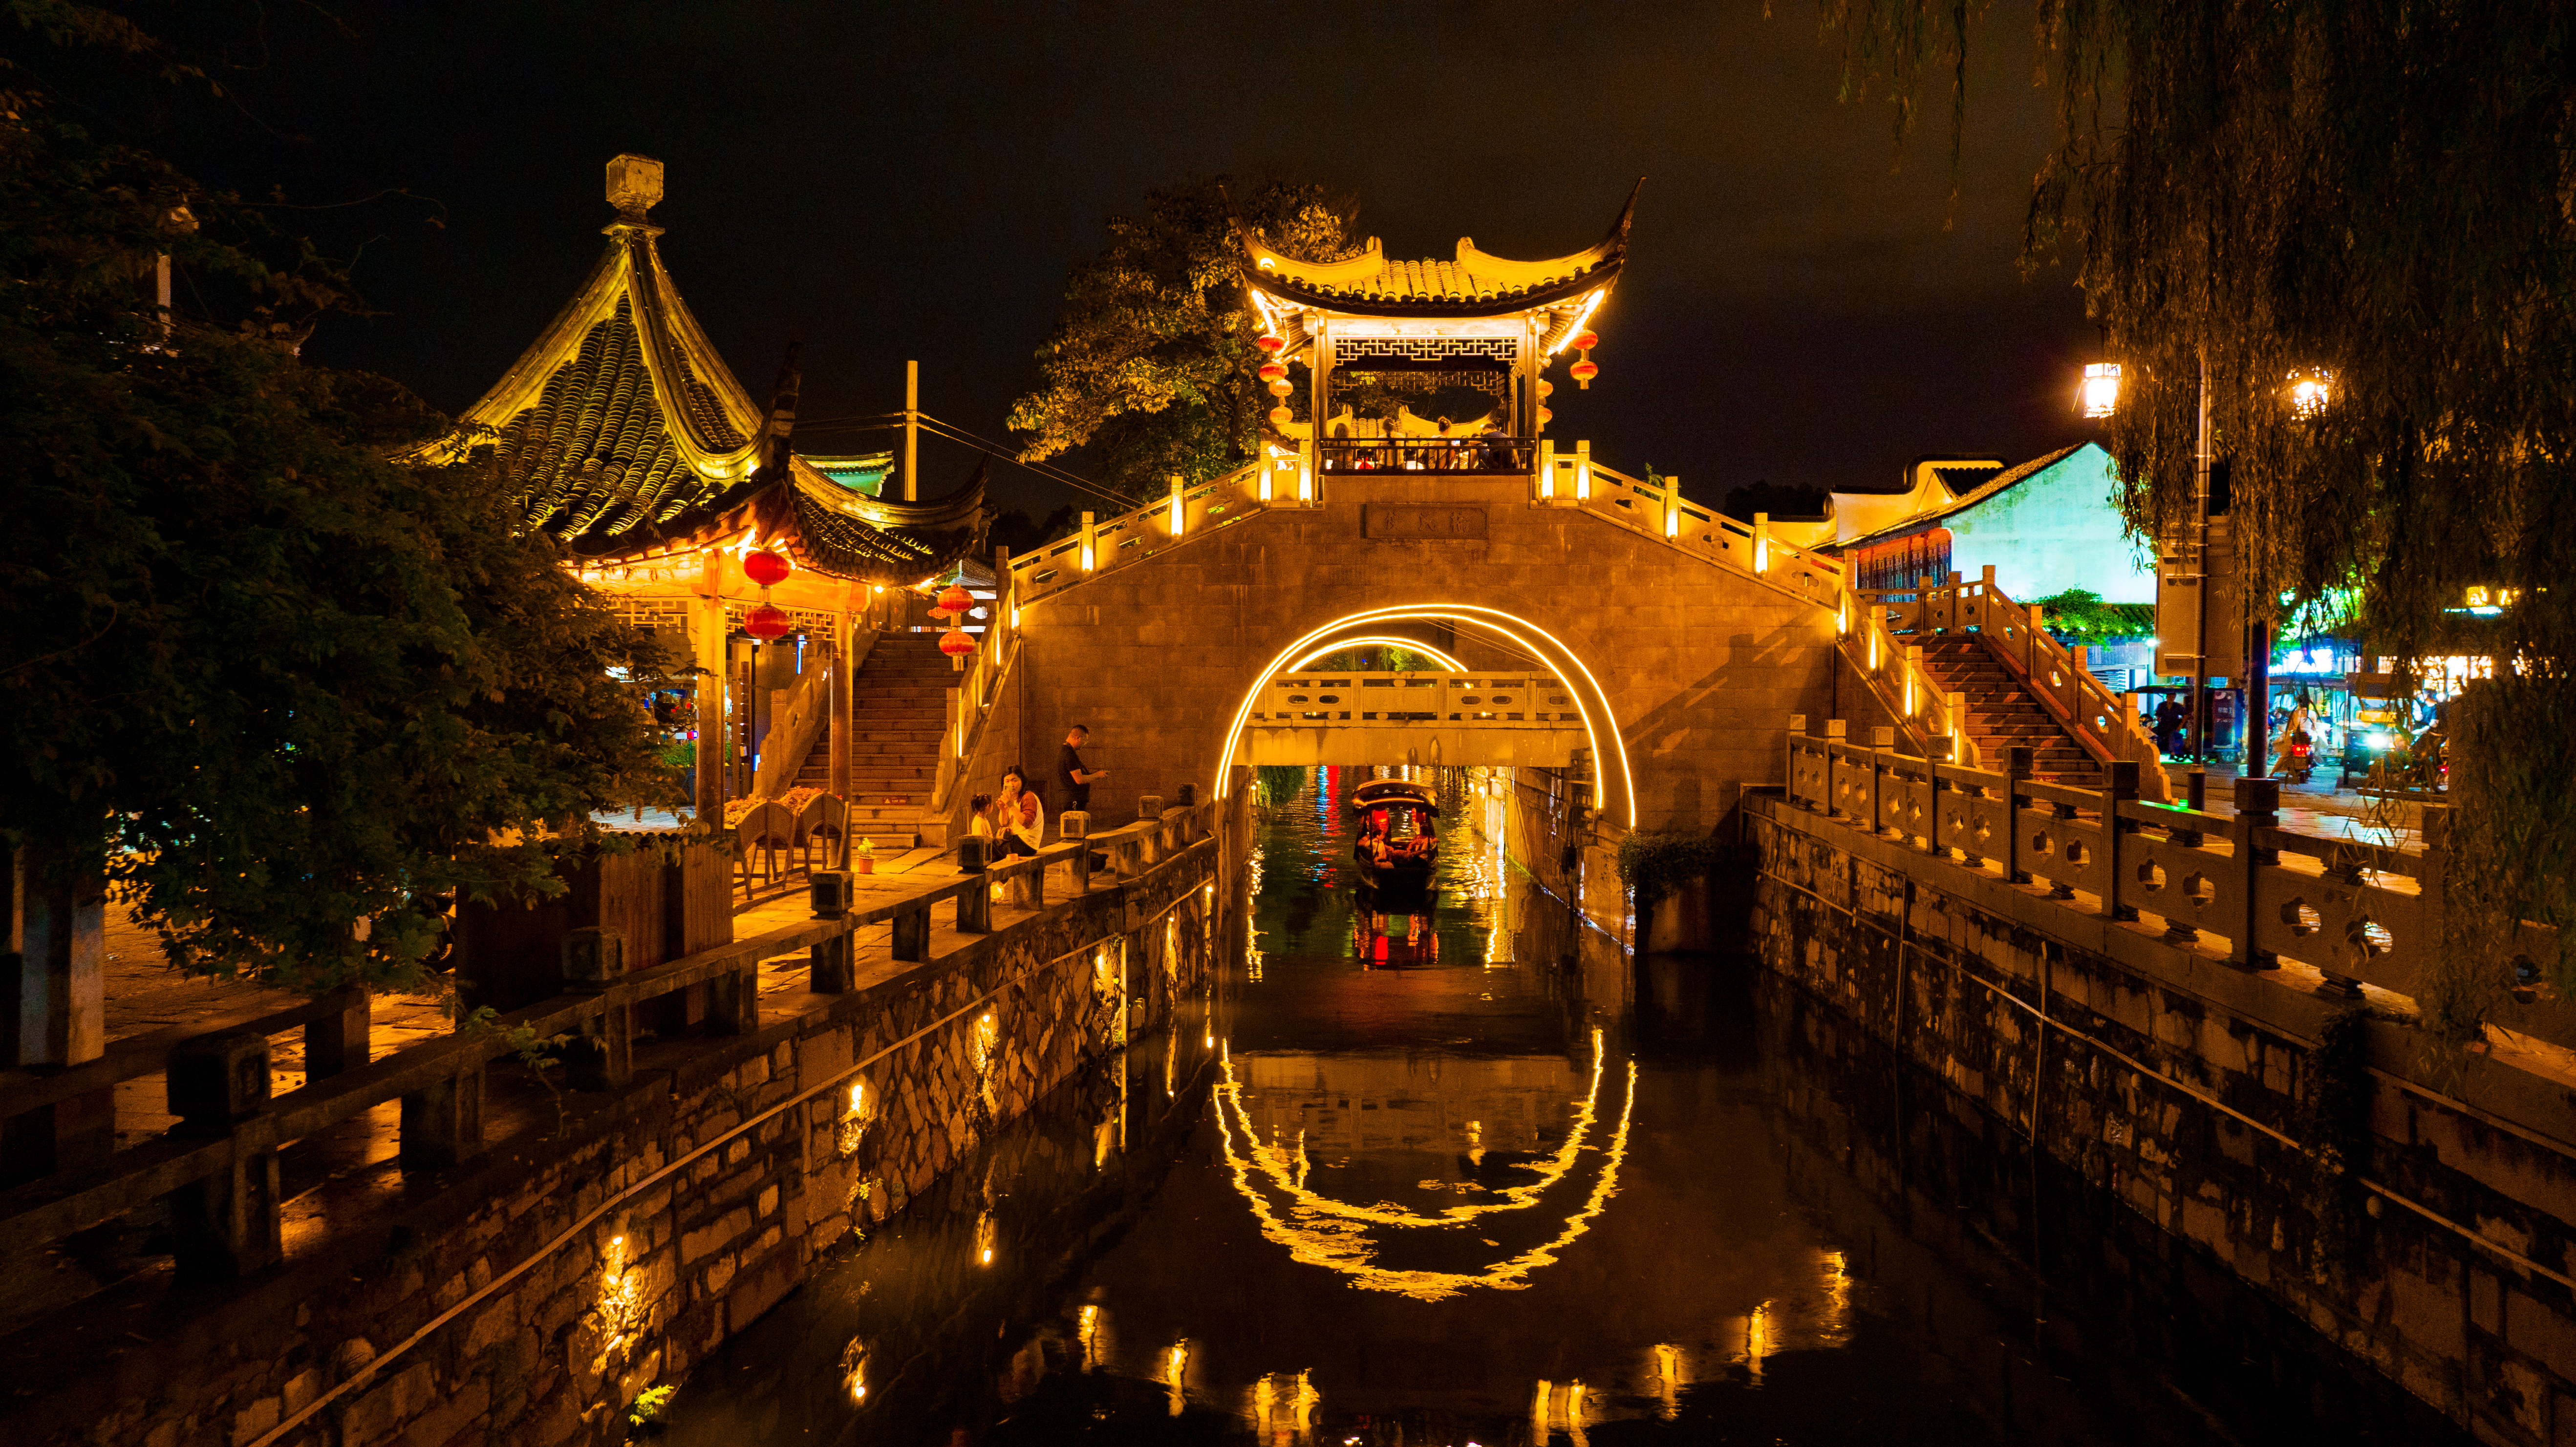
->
[1350, 778, 1439, 908]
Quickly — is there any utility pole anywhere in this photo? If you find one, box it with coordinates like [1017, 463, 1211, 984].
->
[903, 359, 920, 503]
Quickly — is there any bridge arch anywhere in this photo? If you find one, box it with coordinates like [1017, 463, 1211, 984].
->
[1212, 604, 1639, 827]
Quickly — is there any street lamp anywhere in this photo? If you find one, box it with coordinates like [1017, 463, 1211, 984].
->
[2079, 362, 2123, 419]
[2287, 369, 2333, 419]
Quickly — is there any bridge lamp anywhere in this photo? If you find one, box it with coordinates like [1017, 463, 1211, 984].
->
[2079, 362, 2123, 419]
[1168, 476, 1186, 537]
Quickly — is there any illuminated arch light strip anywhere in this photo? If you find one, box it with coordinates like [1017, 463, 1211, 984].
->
[1214, 1056, 1638, 1303]
[1215, 606, 1637, 826]
[1283, 636, 1471, 673]
[1232, 1035, 1608, 1229]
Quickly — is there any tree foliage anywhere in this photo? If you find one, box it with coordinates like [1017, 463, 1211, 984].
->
[2033, 588, 2156, 645]
[1826, 0, 2576, 997]
[0, 4, 670, 991]
[1009, 177, 1359, 500]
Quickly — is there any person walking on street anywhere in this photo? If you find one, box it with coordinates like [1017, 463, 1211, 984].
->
[1059, 724, 1107, 817]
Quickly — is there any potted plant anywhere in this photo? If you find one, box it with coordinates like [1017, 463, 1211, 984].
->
[853, 837, 877, 875]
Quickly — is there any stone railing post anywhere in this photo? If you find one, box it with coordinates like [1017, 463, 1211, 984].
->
[2232, 776, 2280, 971]
[811, 872, 860, 987]
[2005, 745, 2033, 884]
[1063, 810, 1093, 892]
[400, 1062, 483, 1173]
[1786, 715, 1806, 808]
[304, 984, 371, 1081]
[2103, 760, 2140, 921]
[1869, 726, 1895, 837]
[562, 927, 632, 1090]
[1925, 734, 1953, 855]
[1823, 719, 1849, 818]
[165, 1030, 280, 1278]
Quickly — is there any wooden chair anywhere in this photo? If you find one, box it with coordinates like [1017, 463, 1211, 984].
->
[733, 801, 796, 895]
[796, 793, 850, 873]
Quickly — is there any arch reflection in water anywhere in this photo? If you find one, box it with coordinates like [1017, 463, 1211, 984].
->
[1214, 1052, 1637, 1303]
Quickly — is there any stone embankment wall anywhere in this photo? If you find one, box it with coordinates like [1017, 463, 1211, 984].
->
[13, 847, 1218, 1447]
[1751, 795, 2576, 1444]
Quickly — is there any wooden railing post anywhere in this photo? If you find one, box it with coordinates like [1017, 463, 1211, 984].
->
[562, 927, 632, 1089]
[163, 1030, 280, 1277]
[2232, 776, 2280, 971]
[2103, 761, 2140, 921]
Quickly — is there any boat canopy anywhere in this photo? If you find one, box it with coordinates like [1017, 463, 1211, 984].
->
[1350, 780, 1439, 816]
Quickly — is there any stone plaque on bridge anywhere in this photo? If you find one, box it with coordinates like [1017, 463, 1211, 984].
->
[1363, 503, 1488, 541]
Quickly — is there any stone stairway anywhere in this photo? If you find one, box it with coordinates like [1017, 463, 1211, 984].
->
[795, 634, 954, 849]
[1913, 637, 2103, 782]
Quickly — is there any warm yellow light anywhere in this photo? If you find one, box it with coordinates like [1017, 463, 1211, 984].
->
[1212, 605, 1637, 824]
[2289, 368, 2333, 418]
[1298, 464, 1312, 501]
[1663, 502, 1679, 538]
[1283, 636, 1471, 672]
[1080, 545, 1095, 572]
[2080, 362, 2122, 419]
[1575, 461, 1591, 501]
[1754, 536, 1769, 572]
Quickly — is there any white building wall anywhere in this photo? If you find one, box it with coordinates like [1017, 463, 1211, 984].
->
[1944, 445, 2154, 602]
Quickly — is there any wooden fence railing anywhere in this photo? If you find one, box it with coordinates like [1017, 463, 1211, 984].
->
[1779, 716, 2566, 1048]
[0, 801, 1217, 1285]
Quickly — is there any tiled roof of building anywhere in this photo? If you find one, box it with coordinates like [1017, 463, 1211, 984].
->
[412, 157, 980, 583]
[1241, 184, 1637, 318]
[1837, 444, 2089, 550]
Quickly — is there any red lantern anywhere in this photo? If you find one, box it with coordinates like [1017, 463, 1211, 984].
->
[1538, 406, 1553, 426]
[1267, 379, 1295, 397]
[939, 625, 977, 668]
[1538, 379, 1554, 398]
[742, 549, 791, 588]
[1258, 361, 1288, 382]
[744, 603, 792, 640]
[1268, 405, 1293, 428]
[1570, 359, 1600, 389]
[1571, 330, 1598, 352]
[1256, 334, 1286, 353]
[933, 582, 974, 618]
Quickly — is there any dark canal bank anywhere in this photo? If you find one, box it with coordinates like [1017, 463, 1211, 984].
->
[664, 766, 2466, 1446]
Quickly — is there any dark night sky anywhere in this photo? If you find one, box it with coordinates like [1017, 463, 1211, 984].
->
[87, 2, 2097, 515]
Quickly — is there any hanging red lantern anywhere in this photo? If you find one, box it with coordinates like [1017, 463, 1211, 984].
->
[1538, 379, 1554, 398]
[933, 582, 974, 618]
[1570, 359, 1599, 389]
[1267, 379, 1295, 397]
[744, 603, 792, 640]
[1258, 361, 1288, 382]
[1538, 406, 1553, 426]
[939, 625, 977, 669]
[742, 549, 791, 588]
[1571, 331, 1598, 352]
[1268, 405, 1293, 428]
[1255, 333, 1286, 353]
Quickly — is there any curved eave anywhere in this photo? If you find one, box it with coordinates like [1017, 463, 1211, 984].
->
[559, 459, 984, 585]
[1243, 257, 1619, 319]
[422, 225, 764, 483]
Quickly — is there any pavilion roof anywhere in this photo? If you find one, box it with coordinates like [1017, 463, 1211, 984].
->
[1240, 184, 1637, 319]
[411, 156, 980, 584]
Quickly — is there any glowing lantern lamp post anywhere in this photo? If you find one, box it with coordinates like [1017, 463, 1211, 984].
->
[2079, 363, 2122, 419]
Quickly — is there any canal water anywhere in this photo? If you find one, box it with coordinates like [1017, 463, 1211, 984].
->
[666, 766, 2460, 1447]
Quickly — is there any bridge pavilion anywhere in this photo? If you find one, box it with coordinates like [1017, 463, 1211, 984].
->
[411, 155, 983, 823]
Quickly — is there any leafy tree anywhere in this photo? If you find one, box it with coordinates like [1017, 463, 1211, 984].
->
[0, 4, 670, 991]
[1827, 1, 2576, 1003]
[1009, 176, 1359, 501]
[2032, 589, 2156, 646]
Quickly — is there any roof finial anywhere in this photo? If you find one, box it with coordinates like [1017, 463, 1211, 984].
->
[605, 154, 665, 224]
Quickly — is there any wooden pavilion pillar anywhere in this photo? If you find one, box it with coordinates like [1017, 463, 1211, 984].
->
[830, 580, 855, 798]
[693, 548, 728, 824]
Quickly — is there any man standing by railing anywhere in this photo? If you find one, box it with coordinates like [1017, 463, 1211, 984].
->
[1059, 724, 1107, 817]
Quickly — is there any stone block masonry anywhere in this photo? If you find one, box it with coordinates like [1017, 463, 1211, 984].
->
[0, 841, 1220, 1447]
[1751, 794, 2576, 1444]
